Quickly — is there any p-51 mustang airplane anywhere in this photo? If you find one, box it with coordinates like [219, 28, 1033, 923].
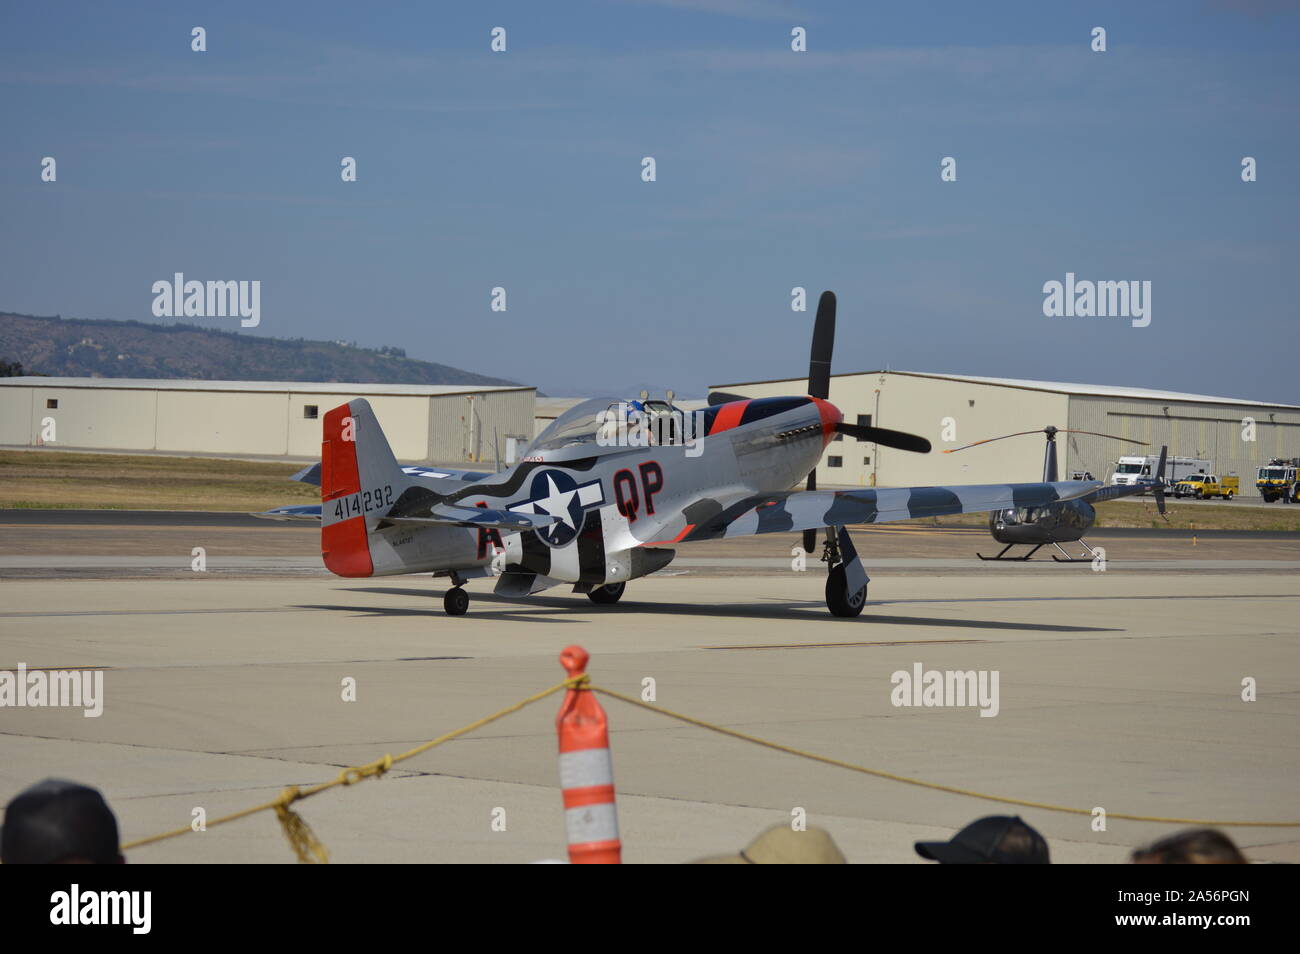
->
[256, 292, 1108, 616]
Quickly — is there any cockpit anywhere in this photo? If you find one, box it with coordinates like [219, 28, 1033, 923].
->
[994, 500, 1091, 531]
[529, 396, 699, 454]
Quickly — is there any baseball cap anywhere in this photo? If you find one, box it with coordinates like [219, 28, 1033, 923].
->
[1, 778, 122, 864]
[915, 815, 1050, 864]
[694, 824, 848, 864]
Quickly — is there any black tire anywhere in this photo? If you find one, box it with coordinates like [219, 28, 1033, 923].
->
[444, 587, 469, 616]
[587, 582, 625, 605]
[825, 564, 867, 618]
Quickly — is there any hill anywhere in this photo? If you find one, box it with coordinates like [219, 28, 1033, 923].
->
[0, 312, 521, 387]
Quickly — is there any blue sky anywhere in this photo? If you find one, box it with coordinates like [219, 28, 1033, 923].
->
[1, 1, 1297, 400]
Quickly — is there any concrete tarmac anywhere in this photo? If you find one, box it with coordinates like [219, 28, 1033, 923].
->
[2, 557, 1298, 864]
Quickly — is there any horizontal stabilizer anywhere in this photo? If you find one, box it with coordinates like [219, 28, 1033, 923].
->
[292, 460, 488, 488]
[251, 505, 323, 522]
[291, 463, 322, 486]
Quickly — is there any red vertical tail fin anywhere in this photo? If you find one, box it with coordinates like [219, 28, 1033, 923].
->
[320, 401, 374, 577]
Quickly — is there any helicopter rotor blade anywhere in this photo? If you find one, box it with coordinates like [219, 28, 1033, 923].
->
[942, 430, 1049, 453]
[944, 428, 1150, 454]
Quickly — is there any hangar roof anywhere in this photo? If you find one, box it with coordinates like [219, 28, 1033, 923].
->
[0, 377, 532, 397]
[711, 370, 1300, 410]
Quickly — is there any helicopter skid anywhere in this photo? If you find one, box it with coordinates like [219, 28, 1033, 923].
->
[976, 543, 1043, 561]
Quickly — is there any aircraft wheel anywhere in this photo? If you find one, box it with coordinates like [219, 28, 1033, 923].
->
[587, 582, 625, 605]
[444, 587, 469, 616]
[825, 565, 867, 618]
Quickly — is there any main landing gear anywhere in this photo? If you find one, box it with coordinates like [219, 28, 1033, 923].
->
[443, 570, 470, 616]
[820, 526, 868, 618]
[977, 543, 1043, 561]
[977, 539, 1101, 563]
[1049, 539, 1101, 563]
[587, 582, 626, 605]
[825, 564, 867, 617]
[443, 585, 469, 615]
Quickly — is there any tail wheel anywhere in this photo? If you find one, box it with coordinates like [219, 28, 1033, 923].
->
[587, 582, 625, 605]
[826, 564, 867, 618]
[443, 587, 469, 616]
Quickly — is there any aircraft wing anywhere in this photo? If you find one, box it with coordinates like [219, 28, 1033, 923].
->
[678, 480, 1103, 542]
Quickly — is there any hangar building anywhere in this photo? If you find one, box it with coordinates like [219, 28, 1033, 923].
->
[0, 377, 535, 464]
[709, 371, 1300, 498]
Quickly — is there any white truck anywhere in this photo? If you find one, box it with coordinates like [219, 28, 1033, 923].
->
[1111, 455, 1210, 493]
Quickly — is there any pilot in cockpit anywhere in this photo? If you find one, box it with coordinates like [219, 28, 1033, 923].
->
[596, 396, 681, 447]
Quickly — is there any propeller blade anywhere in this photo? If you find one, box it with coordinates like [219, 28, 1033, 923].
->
[1154, 445, 1168, 517]
[707, 391, 750, 406]
[836, 422, 931, 454]
[807, 291, 836, 400]
[804, 291, 836, 553]
[803, 467, 818, 554]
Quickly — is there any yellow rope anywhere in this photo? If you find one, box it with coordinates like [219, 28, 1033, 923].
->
[119, 676, 580, 855]
[589, 684, 1300, 828]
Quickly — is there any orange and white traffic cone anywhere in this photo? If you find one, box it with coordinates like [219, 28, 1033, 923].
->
[556, 645, 621, 864]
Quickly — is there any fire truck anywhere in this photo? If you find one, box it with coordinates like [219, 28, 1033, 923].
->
[1257, 458, 1300, 503]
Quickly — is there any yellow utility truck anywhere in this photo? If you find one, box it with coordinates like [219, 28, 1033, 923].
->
[1172, 473, 1239, 500]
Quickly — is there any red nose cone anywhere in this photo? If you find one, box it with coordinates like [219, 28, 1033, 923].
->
[809, 397, 842, 446]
